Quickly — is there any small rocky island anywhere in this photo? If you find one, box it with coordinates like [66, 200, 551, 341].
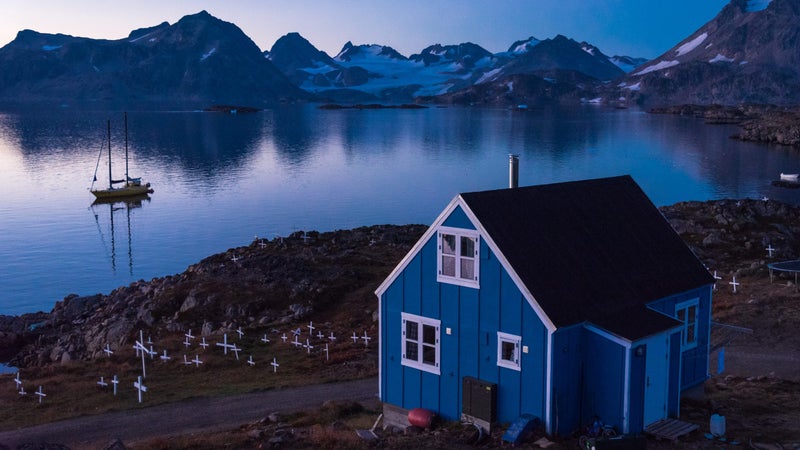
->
[650, 104, 800, 147]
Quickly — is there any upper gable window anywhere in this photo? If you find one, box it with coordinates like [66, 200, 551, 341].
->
[437, 227, 479, 288]
[676, 299, 699, 350]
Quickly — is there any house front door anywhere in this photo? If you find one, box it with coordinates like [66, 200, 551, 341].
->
[643, 334, 669, 427]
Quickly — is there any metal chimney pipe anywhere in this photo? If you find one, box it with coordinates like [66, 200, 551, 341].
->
[508, 154, 519, 189]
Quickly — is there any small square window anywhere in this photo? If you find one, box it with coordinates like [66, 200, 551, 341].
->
[497, 331, 521, 371]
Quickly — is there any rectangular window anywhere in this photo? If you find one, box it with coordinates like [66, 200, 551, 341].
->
[676, 300, 699, 350]
[401, 312, 440, 375]
[497, 331, 521, 371]
[437, 227, 479, 288]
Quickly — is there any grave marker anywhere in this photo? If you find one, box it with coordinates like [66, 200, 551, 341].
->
[134, 376, 147, 403]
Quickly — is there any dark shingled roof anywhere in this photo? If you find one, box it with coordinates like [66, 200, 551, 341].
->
[460, 175, 714, 340]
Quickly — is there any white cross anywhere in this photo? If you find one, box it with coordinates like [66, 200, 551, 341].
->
[281, 333, 288, 343]
[18, 386, 26, 396]
[136, 330, 148, 378]
[14, 372, 22, 389]
[216, 333, 235, 355]
[134, 376, 147, 403]
[361, 331, 372, 347]
[712, 271, 722, 291]
[766, 245, 775, 257]
[35, 385, 46, 403]
[231, 344, 242, 360]
[185, 329, 195, 341]
[183, 338, 192, 348]
[302, 232, 310, 244]
[199, 337, 209, 350]
[293, 335, 302, 348]
[247, 355, 255, 366]
[103, 343, 114, 357]
[98, 376, 108, 387]
[305, 339, 314, 354]
[328, 332, 337, 342]
[316, 330, 324, 339]
[293, 328, 302, 336]
[160, 350, 171, 363]
[307, 321, 315, 336]
[351, 332, 359, 344]
[259, 240, 267, 249]
[324, 343, 329, 361]
[183, 355, 193, 366]
[261, 334, 270, 344]
[148, 345, 156, 360]
[231, 254, 240, 262]
[146, 336, 153, 345]
[191, 355, 203, 367]
[730, 276, 740, 293]
[236, 327, 245, 339]
[762, 196, 769, 202]
[270, 357, 279, 373]
[112, 375, 119, 396]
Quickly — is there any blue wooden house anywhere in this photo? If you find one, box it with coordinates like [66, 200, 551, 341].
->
[375, 176, 713, 435]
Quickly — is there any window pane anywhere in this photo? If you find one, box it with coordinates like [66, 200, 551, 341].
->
[406, 321, 418, 341]
[406, 341, 418, 361]
[442, 255, 456, 277]
[442, 234, 456, 255]
[422, 324, 436, 345]
[460, 257, 474, 280]
[687, 324, 696, 343]
[677, 309, 686, 322]
[461, 236, 474, 256]
[688, 305, 696, 323]
[501, 341, 516, 362]
[422, 344, 436, 365]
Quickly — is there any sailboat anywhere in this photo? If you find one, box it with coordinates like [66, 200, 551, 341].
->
[90, 113, 153, 199]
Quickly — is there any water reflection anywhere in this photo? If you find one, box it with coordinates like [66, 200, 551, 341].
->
[89, 195, 150, 276]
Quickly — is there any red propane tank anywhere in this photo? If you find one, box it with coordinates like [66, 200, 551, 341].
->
[408, 408, 435, 428]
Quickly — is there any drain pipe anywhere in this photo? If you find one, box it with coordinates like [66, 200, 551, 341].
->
[508, 154, 519, 189]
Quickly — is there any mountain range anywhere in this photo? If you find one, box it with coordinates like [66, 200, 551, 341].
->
[0, 0, 797, 108]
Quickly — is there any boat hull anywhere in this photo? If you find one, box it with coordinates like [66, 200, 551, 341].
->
[91, 183, 152, 199]
[780, 173, 799, 182]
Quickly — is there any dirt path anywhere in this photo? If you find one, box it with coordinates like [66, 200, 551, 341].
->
[0, 378, 377, 449]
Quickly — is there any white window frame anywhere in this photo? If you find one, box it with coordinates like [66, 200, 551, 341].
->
[497, 331, 522, 371]
[675, 299, 699, 350]
[401, 312, 441, 375]
[436, 226, 480, 289]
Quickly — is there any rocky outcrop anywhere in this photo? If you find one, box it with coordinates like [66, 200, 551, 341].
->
[0, 225, 426, 368]
[650, 104, 800, 147]
[3, 199, 800, 369]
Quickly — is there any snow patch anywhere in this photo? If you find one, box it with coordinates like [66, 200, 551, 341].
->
[582, 45, 595, 56]
[633, 60, 680, 76]
[476, 67, 502, 84]
[618, 81, 641, 91]
[675, 32, 707, 57]
[506, 81, 514, 93]
[746, 0, 772, 12]
[41, 45, 61, 51]
[709, 54, 735, 63]
[201, 47, 216, 61]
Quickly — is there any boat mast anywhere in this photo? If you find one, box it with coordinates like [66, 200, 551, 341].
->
[124, 112, 129, 184]
[107, 120, 112, 190]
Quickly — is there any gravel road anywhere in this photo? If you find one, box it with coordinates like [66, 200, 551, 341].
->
[0, 377, 377, 449]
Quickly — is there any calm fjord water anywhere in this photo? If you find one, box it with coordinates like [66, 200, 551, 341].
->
[1, 105, 798, 315]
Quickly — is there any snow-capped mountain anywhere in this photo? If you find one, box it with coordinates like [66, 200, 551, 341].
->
[268, 33, 635, 104]
[0, 11, 304, 106]
[615, 0, 800, 106]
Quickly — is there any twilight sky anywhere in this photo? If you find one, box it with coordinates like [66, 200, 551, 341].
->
[0, 0, 729, 59]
